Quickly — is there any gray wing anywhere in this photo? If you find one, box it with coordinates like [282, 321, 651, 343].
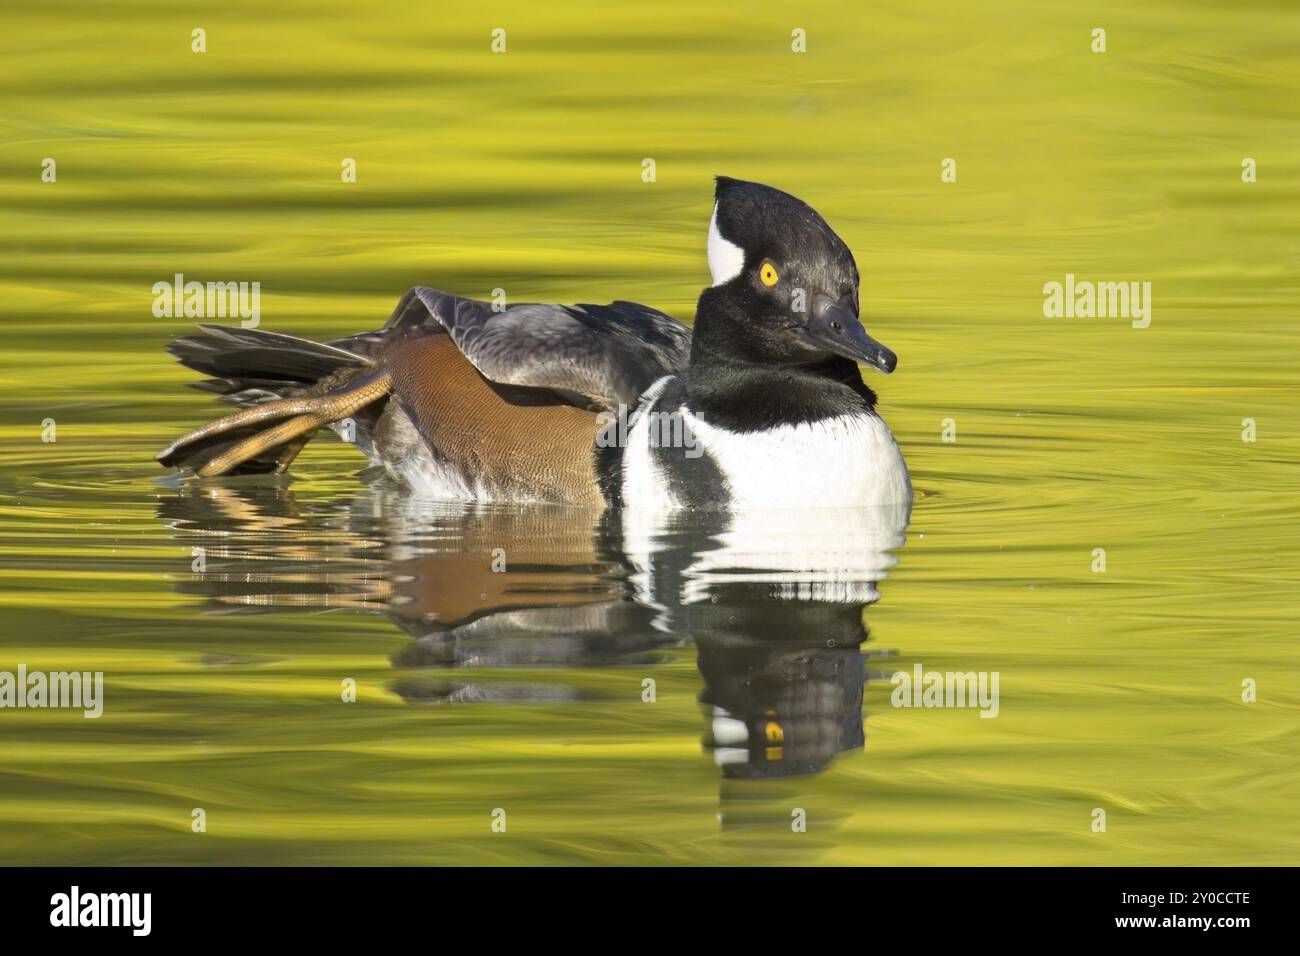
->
[350, 287, 692, 410]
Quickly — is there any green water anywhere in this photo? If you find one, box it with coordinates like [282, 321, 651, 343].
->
[1, 1, 1297, 865]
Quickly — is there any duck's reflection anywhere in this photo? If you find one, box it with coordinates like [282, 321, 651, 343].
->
[158, 480, 908, 782]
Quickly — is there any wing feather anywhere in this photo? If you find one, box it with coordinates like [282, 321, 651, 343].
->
[394, 287, 692, 410]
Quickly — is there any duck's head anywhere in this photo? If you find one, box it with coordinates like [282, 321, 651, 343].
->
[695, 176, 895, 375]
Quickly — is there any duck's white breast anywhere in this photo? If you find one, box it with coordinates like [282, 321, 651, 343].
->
[622, 383, 912, 509]
[686, 409, 911, 508]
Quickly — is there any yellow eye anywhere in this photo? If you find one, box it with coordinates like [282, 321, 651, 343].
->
[759, 261, 779, 286]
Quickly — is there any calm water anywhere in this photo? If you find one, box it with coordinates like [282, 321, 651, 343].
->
[1, 1, 1297, 865]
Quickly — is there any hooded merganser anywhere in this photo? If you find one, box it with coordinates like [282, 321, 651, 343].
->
[158, 177, 911, 509]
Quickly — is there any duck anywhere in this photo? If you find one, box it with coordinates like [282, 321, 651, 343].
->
[157, 176, 912, 509]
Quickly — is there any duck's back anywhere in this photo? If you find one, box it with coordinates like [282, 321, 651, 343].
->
[360, 289, 692, 502]
[348, 287, 692, 410]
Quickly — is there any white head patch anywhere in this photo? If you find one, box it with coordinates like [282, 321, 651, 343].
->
[707, 202, 744, 286]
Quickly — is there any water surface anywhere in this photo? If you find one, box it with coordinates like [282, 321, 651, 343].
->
[0, 0, 1297, 865]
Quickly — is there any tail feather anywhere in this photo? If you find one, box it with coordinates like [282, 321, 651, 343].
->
[188, 380, 297, 407]
[167, 323, 370, 398]
[161, 323, 387, 476]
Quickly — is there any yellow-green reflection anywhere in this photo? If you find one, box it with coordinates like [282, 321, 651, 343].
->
[0, 0, 1296, 865]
